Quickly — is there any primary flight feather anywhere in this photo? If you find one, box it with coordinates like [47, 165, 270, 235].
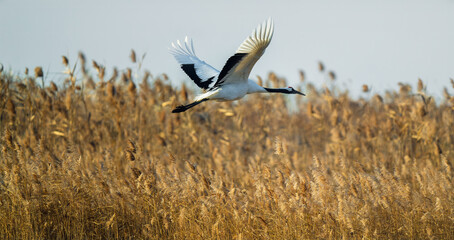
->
[170, 18, 305, 113]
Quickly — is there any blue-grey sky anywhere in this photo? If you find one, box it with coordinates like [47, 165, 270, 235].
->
[1, 0, 454, 97]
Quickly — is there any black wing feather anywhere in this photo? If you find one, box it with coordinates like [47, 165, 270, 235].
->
[181, 64, 215, 90]
[213, 53, 248, 87]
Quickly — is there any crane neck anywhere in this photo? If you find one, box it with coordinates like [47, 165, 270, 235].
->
[247, 80, 291, 94]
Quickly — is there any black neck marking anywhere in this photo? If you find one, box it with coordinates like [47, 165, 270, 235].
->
[264, 87, 290, 93]
[215, 53, 248, 87]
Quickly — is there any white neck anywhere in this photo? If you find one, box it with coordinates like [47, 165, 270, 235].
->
[247, 79, 268, 93]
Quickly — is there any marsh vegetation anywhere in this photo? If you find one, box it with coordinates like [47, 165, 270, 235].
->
[0, 53, 453, 239]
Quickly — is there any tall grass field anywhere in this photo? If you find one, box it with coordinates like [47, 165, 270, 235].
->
[0, 53, 453, 239]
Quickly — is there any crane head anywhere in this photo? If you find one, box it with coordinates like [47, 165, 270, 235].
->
[287, 86, 305, 96]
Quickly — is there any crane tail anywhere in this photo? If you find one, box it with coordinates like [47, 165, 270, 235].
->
[172, 98, 209, 113]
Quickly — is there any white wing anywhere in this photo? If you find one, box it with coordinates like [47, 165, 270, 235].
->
[214, 18, 274, 87]
[170, 37, 220, 90]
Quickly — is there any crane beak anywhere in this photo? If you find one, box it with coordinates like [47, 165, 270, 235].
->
[294, 90, 306, 96]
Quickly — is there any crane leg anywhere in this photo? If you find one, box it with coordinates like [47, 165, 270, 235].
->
[172, 98, 209, 113]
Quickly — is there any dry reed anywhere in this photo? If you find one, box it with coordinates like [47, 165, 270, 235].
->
[0, 55, 453, 239]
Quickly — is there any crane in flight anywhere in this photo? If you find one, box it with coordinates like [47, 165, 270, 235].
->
[170, 18, 305, 113]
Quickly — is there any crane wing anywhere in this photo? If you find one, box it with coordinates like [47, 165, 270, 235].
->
[214, 18, 274, 87]
[170, 37, 220, 90]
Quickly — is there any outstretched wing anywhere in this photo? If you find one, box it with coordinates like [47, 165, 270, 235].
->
[214, 18, 274, 87]
[170, 37, 220, 90]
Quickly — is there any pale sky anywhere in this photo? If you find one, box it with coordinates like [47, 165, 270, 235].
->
[1, 0, 454, 98]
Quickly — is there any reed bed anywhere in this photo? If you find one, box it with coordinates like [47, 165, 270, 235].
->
[0, 54, 453, 239]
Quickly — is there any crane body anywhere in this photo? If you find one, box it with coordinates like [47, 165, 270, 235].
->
[170, 18, 305, 113]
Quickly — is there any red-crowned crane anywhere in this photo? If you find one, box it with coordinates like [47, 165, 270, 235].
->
[170, 18, 305, 113]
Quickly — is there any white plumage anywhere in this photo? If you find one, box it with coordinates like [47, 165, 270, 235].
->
[170, 18, 304, 113]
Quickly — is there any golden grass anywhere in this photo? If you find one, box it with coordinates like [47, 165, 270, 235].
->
[0, 55, 453, 239]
